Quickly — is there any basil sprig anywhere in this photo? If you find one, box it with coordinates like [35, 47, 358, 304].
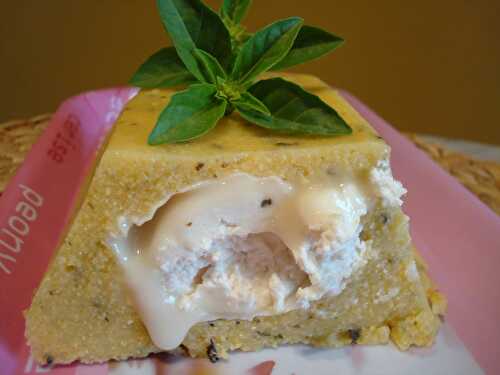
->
[130, 47, 195, 88]
[221, 0, 251, 24]
[149, 84, 227, 144]
[238, 78, 351, 135]
[130, 0, 350, 144]
[231, 17, 303, 86]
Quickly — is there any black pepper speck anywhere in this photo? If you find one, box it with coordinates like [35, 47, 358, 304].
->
[195, 163, 205, 171]
[44, 355, 54, 366]
[275, 142, 299, 147]
[206, 339, 219, 363]
[380, 213, 389, 224]
[260, 198, 272, 208]
[348, 329, 361, 344]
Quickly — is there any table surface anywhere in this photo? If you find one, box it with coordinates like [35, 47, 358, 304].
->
[421, 135, 500, 163]
[1, 114, 499, 215]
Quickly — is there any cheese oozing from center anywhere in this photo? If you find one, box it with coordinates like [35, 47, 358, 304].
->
[109, 165, 405, 350]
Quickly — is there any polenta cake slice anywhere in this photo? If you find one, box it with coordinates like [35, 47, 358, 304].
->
[25, 73, 444, 365]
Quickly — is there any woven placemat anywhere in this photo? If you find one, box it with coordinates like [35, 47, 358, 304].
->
[0, 114, 51, 192]
[1, 115, 499, 215]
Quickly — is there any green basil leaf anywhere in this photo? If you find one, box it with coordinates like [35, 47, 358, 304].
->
[238, 78, 351, 135]
[129, 47, 195, 88]
[193, 48, 227, 84]
[156, 0, 232, 81]
[231, 17, 303, 86]
[272, 25, 344, 71]
[148, 83, 227, 144]
[221, 0, 252, 24]
[233, 92, 270, 115]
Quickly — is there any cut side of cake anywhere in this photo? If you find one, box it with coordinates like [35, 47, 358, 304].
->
[25, 73, 445, 365]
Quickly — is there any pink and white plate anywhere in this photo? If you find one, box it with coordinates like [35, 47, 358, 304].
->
[1, 88, 499, 375]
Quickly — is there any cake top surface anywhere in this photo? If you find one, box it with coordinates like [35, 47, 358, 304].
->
[108, 73, 383, 159]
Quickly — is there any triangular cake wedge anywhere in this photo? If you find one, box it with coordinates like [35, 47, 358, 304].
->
[25, 73, 445, 365]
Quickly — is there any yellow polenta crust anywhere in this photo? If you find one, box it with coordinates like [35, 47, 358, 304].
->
[25, 73, 444, 365]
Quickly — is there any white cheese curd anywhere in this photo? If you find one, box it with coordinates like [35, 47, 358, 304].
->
[370, 159, 407, 207]
[109, 163, 405, 350]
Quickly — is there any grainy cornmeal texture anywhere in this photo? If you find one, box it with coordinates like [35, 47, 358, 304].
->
[25, 73, 445, 365]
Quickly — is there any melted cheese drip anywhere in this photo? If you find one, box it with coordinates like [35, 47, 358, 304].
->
[109, 170, 404, 350]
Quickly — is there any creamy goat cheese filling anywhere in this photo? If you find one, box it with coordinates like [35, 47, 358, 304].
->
[109, 163, 405, 350]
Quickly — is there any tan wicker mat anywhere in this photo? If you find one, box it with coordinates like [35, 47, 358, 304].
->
[1, 115, 499, 215]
